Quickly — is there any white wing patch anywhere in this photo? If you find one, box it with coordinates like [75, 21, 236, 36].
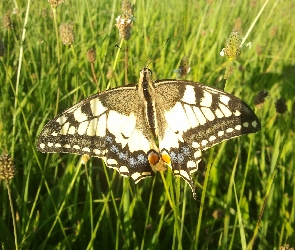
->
[201, 107, 215, 121]
[193, 107, 206, 125]
[165, 102, 190, 134]
[87, 118, 97, 136]
[73, 107, 88, 122]
[68, 126, 76, 134]
[96, 114, 106, 136]
[184, 104, 199, 127]
[182, 85, 196, 104]
[128, 129, 150, 153]
[219, 103, 232, 117]
[107, 110, 123, 135]
[219, 94, 230, 105]
[90, 99, 107, 116]
[159, 127, 181, 150]
[200, 91, 212, 107]
[60, 122, 69, 135]
[107, 111, 137, 148]
[215, 109, 224, 118]
[121, 113, 136, 137]
[56, 115, 67, 125]
[78, 121, 89, 135]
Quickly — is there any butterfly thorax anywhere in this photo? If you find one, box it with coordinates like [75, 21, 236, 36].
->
[138, 68, 158, 138]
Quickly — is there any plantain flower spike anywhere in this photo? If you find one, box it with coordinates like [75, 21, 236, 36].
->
[115, 0, 135, 40]
[220, 30, 251, 60]
[0, 154, 15, 180]
[48, 0, 64, 8]
[173, 56, 191, 79]
[59, 23, 75, 45]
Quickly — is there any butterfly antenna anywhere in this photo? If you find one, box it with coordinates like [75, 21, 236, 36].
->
[115, 38, 170, 69]
[115, 44, 141, 67]
[146, 38, 170, 68]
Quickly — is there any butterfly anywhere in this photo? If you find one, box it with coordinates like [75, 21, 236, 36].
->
[37, 68, 260, 199]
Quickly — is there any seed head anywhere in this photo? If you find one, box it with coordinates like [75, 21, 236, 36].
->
[280, 244, 294, 250]
[275, 98, 287, 114]
[59, 23, 75, 45]
[122, 0, 134, 15]
[12, 8, 19, 15]
[3, 13, 13, 29]
[220, 30, 252, 60]
[254, 90, 269, 108]
[115, 12, 134, 40]
[212, 209, 224, 219]
[220, 30, 241, 59]
[87, 48, 96, 63]
[0, 154, 15, 180]
[48, 0, 64, 8]
[81, 154, 90, 165]
[173, 56, 191, 78]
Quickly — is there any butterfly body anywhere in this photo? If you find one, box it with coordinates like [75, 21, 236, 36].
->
[37, 68, 260, 199]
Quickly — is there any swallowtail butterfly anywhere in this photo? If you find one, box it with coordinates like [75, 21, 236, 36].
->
[37, 68, 260, 199]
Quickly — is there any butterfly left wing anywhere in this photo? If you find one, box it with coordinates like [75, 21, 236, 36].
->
[154, 80, 261, 198]
[37, 86, 159, 182]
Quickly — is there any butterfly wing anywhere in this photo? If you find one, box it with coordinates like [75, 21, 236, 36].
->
[154, 80, 261, 198]
[37, 86, 158, 182]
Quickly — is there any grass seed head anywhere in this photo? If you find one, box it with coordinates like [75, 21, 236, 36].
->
[3, 13, 13, 29]
[87, 48, 96, 63]
[254, 90, 269, 108]
[280, 244, 294, 250]
[48, 0, 64, 8]
[220, 30, 242, 60]
[122, 0, 134, 15]
[81, 154, 90, 165]
[0, 154, 15, 180]
[275, 98, 287, 114]
[212, 209, 224, 219]
[115, 12, 134, 40]
[174, 56, 191, 78]
[59, 23, 75, 45]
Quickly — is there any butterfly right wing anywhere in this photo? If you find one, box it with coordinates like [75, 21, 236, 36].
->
[37, 86, 158, 182]
[154, 80, 260, 198]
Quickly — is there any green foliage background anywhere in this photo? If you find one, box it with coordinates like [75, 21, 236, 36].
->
[0, 0, 295, 249]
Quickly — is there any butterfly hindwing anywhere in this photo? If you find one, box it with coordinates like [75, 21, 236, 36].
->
[37, 85, 157, 182]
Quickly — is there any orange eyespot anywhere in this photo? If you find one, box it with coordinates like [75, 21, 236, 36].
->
[148, 151, 160, 165]
[161, 154, 171, 164]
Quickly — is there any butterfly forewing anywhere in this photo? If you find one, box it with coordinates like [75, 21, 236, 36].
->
[155, 80, 260, 151]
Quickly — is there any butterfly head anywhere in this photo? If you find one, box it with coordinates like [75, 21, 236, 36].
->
[140, 67, 152, 80]
[139, 68, 154, 91]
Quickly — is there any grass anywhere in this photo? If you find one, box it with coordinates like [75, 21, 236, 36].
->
[0, 0, 295, 249]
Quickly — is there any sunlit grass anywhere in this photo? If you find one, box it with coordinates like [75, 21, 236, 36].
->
[0, 0, 295, 249]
